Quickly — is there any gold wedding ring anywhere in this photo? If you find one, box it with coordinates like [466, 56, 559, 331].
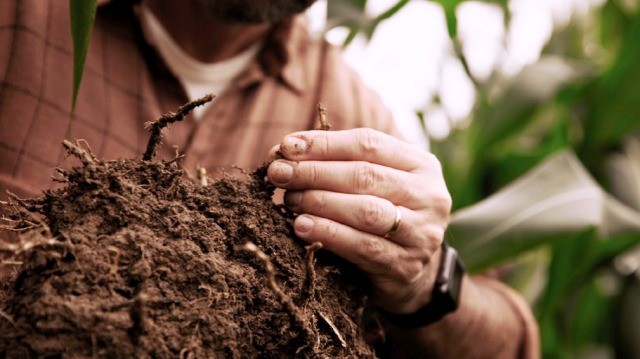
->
[383, 206, 402, 239]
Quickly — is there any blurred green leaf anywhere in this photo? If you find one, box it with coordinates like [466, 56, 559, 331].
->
[367, 0, 410, 38]
[592, 233, 640, 264]
[580, 8, 640, 168]
[570, 277, 614, 350]
[599, 0, 627, 57]
[617, 276, 640, 358]
[537, 231, 640, 355]
[433, 57, 585, 210]
[328, 0, 411, 46]
[491, 110, 570, 189]
[441, 1, 458, 38]
[430, 0, 510, 39]
[69, 0, 97, 113]
[450, 231, 569, 273]
[473, 57, 585, 154]
[536, 229, 597, 322]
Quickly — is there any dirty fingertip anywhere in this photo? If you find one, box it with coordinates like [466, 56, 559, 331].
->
[281, 135, 308, 157]
[267, 161, 293, 187]
[284, 191, 303, 210]
[294, 215, 314, 236]
[267, 144, 281, 159]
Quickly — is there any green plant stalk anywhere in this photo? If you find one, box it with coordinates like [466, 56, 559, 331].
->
[69, 0, 97, 114]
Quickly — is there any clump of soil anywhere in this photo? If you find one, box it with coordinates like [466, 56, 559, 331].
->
[0, 98, 377, 358]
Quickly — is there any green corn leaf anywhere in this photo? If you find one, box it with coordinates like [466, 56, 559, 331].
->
[446, 148, 640, 272]
[580, 8, 640, 163]
[69, 0, 97, 114]
[429, 0, 460, 39]
[366, 0, 410, 39]
[536, 231, 639, 355]
[569, 278, 613, 351]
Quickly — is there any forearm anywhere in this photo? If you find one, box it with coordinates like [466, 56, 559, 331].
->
[383, 275, 539, 358]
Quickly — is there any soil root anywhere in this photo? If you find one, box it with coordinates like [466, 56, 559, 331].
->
[0, 236, 67, 256]
[317, 104, 331, 131]
[63, 139, 96, 166]
[143, 94, 214, 161]
[303, 242, 322, 303]
[197, 166, 209, 187]
[0, 308, 16, 329]
[317, 311, 346, 348]
[240, 241, 316, 345]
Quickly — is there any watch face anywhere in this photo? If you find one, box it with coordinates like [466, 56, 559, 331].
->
[437, 245, 465, 310]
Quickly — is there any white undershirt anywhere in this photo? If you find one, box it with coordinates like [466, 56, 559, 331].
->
[138, 4, 261, 120]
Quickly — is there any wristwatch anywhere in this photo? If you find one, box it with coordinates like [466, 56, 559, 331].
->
[379, 241, 465, 329]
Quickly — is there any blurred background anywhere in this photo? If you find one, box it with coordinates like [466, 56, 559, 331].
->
[310, 0, 640, 358]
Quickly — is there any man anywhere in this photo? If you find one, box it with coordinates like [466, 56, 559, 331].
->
[0, 0, 539, 357]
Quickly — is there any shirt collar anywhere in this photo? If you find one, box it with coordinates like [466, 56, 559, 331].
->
[235, 16, 309, 95]
[100, 1, 309, 95]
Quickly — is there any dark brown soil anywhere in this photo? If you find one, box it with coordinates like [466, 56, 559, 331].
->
[0, 101, 377, 358]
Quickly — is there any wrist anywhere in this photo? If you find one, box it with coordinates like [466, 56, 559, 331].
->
[393, 244, 442, 314]
[378, 241, 466, 328]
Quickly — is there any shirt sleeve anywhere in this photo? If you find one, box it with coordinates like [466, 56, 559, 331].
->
[479, 275, 541, 358]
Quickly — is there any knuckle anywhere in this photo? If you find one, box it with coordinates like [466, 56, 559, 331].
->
[422, 152, 442, 171]
[392, 174, 414, 204]
[432, 193, 452, 220]
[354, 163, 378, 193]
[424, 227, 444, 254]
[315, 133, 330, 156]
[389, 249, 429, 288]
[356, 128, 384, 158]
[302, 163, 322, 186]
[360, 201, 387, 229]
[306, 191, 328, 214]
[436, 191, 452, 209]
[360, 237, 388, 263]
[399, 261, 424, 285]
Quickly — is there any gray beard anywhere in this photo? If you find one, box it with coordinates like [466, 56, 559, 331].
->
[196, 0, 317, 23]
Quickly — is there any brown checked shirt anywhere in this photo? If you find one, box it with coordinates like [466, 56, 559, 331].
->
[0, 0, 400, 198]
[0, 1, 539, 357]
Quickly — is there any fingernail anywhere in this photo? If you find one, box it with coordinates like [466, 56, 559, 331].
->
[295, 215, 314, 234]
[282, 136, 308, 156]
[284, 191, 302, 209]
[268, 161, 293, 185]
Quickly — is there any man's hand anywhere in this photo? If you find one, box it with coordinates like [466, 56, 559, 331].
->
[267, 128, 451, 314]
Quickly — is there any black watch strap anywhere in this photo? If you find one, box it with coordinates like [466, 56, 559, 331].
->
[379, 241, 465, 329]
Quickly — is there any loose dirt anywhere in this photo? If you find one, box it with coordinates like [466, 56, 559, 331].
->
[0, 98, 377, 358]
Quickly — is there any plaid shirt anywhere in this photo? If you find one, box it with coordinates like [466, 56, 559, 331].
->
[0, 0, 400, 198]
[0, 1, 539, 357]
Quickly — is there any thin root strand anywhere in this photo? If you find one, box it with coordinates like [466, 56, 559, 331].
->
[197, 166, 209, 187]
[62, 139, 96, 166]
[317, 104, 331, 131]
[303, 242, 322, 303]
[240, 241, 315, 342]
[317, 311, 347, 348]
[0, 308, 16, 329]
[143, 94, 215, 161]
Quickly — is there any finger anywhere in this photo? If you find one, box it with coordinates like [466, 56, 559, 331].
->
[267, 159, 433, 208]
[285, 190, 423, 247]
[268, 145, 280, 159]
[278, 128, 437, 172]
[293, 214, 415, 278]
